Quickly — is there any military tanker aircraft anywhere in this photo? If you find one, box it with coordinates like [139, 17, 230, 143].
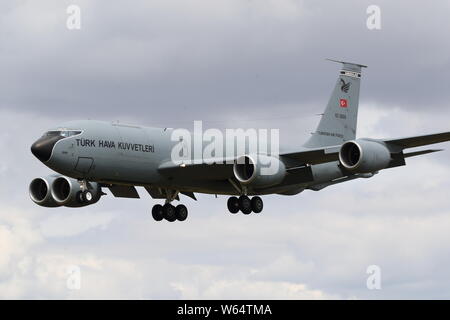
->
[30, 60, 450, 222]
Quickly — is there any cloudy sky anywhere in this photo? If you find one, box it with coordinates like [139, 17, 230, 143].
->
[1, 0, 450, 299]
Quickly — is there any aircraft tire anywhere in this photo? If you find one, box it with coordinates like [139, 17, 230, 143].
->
[227, 197, 240, 214]
[163, 203, 177, 222]
[175, 204, 188, 221]
[152, 204, 164, 221]
[82, 190, 93, 203]
[251, 196, 263, 213]
[75, 191, 84, 204]
[238, 196, 252, 215]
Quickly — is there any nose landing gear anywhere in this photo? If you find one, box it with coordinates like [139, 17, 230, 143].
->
[227, 195, 263, 215]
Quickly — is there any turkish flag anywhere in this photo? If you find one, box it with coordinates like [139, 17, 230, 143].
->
[339, 99, 348, 108]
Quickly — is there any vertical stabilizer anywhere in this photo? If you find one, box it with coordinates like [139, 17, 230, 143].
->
[304, 60, 367, 148]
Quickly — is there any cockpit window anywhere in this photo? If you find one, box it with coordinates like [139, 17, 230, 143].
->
[45, 130, 82, 138]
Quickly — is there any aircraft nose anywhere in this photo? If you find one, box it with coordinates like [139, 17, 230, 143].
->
[31, 135, 62, 162]
[31, 139, 52, 162]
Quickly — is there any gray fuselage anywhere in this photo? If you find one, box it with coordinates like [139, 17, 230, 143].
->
[35, 120, 345, 196]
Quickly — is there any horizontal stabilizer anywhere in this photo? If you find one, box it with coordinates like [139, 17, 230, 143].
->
[326, 59, 368, 69]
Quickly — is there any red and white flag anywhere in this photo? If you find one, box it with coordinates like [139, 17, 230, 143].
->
[339, 99, 348, 108]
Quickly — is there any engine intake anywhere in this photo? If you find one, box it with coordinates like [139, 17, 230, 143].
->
[29, 176, 61, 207]
[233, 155, 286, 187]
[339, 139, 391, 173]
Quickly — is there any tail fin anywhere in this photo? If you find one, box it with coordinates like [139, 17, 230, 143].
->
[304, 59, 367, 148]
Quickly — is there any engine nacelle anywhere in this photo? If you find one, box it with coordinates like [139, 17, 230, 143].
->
[51, 176, 101, 207]
[29, 175, 102, 208]
[233, 154, 286, 188]
[339, 139, 391, 173]
[29, 176, 61, 207]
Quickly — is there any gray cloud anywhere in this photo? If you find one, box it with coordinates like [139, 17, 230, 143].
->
[1, 0, 450, 125]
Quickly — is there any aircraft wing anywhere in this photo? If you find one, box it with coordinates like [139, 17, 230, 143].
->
[158, 132, 450, 176]
[159, 146, 343, 178]
[158, 158, 235, 180]
[280, 146, 341, 165]
[403, 149, 442, 158]
[383, 132, 450, 149]
[282, 132, 450, 165]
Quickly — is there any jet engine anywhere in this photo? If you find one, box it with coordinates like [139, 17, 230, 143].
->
[29, 176, 61, 207]
[339, 139, 391, 173]
[51, 176, 101, 207]
[233, 154, 286, 188]
[29, 175, 101, 208]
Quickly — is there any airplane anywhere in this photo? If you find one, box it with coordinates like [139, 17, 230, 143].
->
[29, 60, 450, 222]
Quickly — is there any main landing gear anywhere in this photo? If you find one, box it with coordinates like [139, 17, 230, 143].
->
[227, 195, 263, 215]
[151, 203, 188, 222]
[151, 189, 188, 222]
[150, 192, 263, 222]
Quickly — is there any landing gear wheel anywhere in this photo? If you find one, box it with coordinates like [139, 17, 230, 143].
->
[152, 204, 164, 221]
[163, 203, 177, 222]
[227, 197, 240, 214]
[82, 190, 93, 203]
[251, 196, 263, 213]
[175, 204, 188, 221]
[75, 191, 84, 204]
[76, 190, 93, 203]
[238, 195, 252, 215]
